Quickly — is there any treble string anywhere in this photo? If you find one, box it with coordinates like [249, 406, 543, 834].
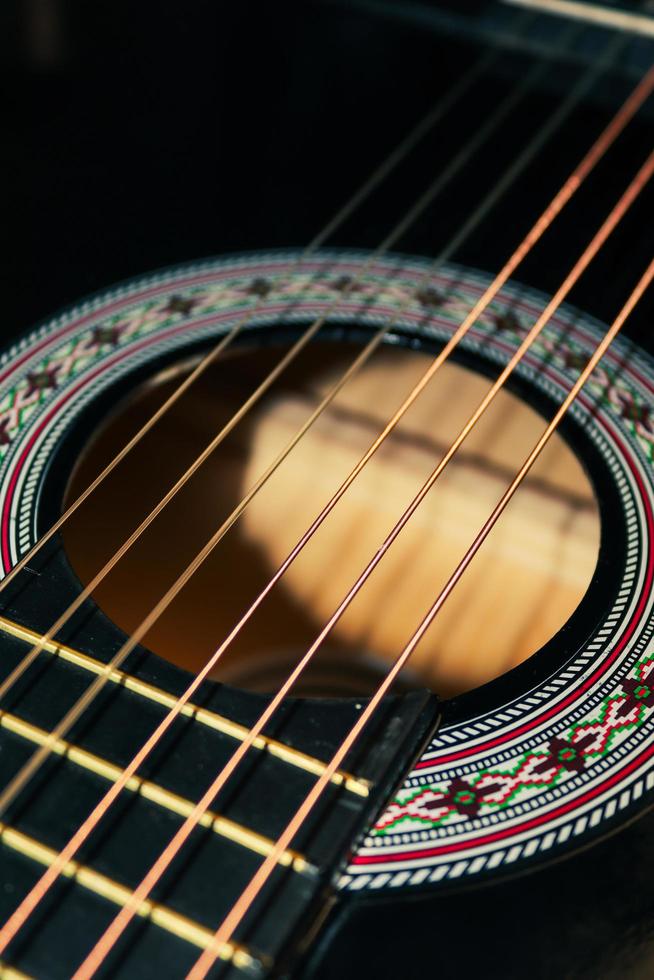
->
[0, 48, 511, 711]
[187, 253, 654, 980]
[0, 30, 566, 786]
[66, 141, 654, 980]
[433, 28, 625, 266]
[0, 20, 614, 829]
[0, 52, 651, 964]
[0, 30, 500, 600]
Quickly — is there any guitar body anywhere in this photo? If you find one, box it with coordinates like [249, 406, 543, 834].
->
[2, 2, 654, 977]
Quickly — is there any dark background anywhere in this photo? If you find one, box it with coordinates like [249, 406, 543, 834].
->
[2, 0, 654, 345]
[2, 2, 654, 977]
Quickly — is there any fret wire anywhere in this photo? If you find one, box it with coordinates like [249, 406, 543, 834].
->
[0, 615, 369, 798]
[0, 37, 516, 738]
[5, 32, 648, 964]
[0, 823, 261, 971]
[75, 77, 654, 978]
[0, 711, 312, 874]
[0, 4, 565, 829]
[0, 964, 32, 980]
[0, 25, 500, 603]
[186, 220, 654, 980]
[0, 17, 582, 825]
[0, 62, 532, 817]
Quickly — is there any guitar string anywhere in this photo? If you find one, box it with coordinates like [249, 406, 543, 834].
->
[65, 138, 654, 980]
[0, 14, 609, 742]
[0, 26, 552, 716]
[0, 19, 620, 724]
[0, 29, 571, 794]
[15, 92, 652, 980]
[186, 251, 654, 980]
[0, 20, 617, 825]
[0, 30, 503, 600]
[0, 50, 650, 960]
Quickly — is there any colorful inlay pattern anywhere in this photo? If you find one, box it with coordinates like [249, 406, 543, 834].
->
[374, 651, 654, 834]
[0, 251, 652, 893]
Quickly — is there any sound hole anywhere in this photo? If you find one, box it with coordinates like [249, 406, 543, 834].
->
[62, 340, 600, 698]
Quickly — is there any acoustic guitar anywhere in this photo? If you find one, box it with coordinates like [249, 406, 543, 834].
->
[2, 0, 654, 976]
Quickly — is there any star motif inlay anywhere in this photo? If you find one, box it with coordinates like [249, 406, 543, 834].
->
[618, 395, 652, 430]
[0, 419, 12, 446]
[245, 278, 273, 298]
[493, 310, 522, 333]
[415, 286, 445, 308]
[533, 733, 595, 775]
[25, 367, 59, 397]
[91, 325, 123, 347]
[564, 350, 589, 372]
[164, 295, 198, 316]
[331, 275, 363, 294]
[423, 776, 503, 819]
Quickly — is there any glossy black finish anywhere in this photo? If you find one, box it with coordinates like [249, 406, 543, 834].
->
[3, 1, 654, 978]
[3, 2, 654, 346]
[305, 810, 654, 980]
[37, 314, 628, 729]
[0, 542, 440, 977]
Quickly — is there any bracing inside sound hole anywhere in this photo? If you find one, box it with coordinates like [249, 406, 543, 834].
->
[62, 337, 600, 698]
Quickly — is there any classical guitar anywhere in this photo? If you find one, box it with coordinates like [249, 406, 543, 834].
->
[2, 1, 654, 977]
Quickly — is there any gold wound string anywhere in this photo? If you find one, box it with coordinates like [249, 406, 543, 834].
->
[0, 23, 615, 822]
[0, 93, 484, 706]
[0, 56, 651, 963]
[187, 252, 654, 980]
[0, 34, 497, 600]
[0, 35, 568, 795]
[66, 143, 654, 980]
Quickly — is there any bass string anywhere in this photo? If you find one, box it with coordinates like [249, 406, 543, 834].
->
[0, 51, 651, 962]
[0, 26, 547, 715]
[0, 26, 569, 791]
[0, 20, 504, 603]
[66, 140, 654, 980]
[186, 252, 654, 980]
[0, 18, 621, 840]
[0, 51, 502, 712]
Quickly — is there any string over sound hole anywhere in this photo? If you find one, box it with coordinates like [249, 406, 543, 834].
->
[63, 340, 600, 698]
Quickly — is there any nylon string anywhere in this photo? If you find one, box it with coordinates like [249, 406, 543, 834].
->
[0, 26, 502, 602]
[68, 140, 654, 980]
[0, 29, 546, 718]
[0, 25, 572, 807]
[0, 51, 651, 964]
[186, 251, 654, 980]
